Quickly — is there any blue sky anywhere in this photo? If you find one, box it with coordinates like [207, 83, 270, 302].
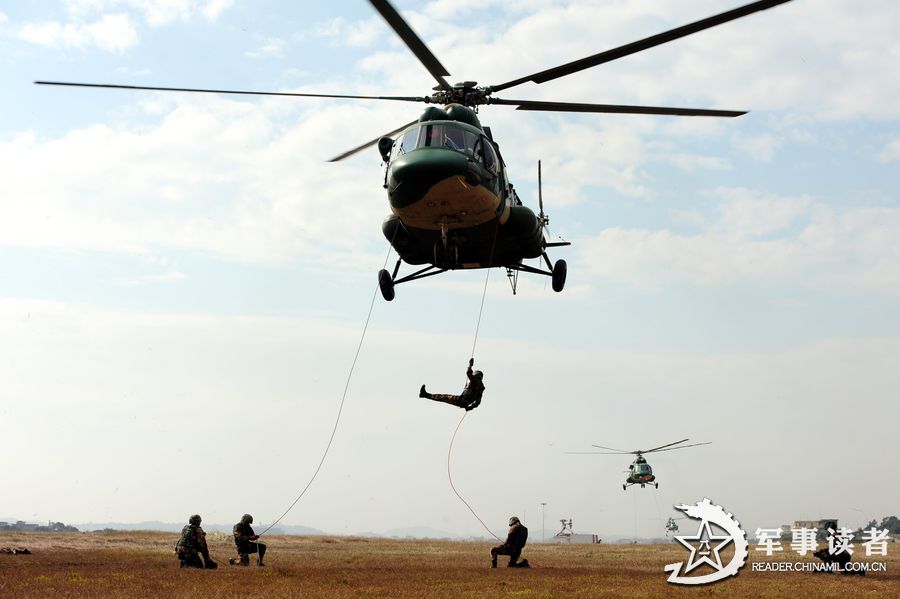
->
[2, 0, 899, 540]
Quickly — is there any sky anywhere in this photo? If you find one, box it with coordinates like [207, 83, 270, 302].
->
[1, 0, 898, 541]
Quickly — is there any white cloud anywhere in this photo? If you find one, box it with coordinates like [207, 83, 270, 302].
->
[360, 0, 900, 122]
[202, 0, 232, 22]
[19, 13, 138, 52]
[62, 0, 232, 26]
[118, 270, 188, 286]
[0, 96, 400, 269]
[0, 12, 8, 25]
[245, 36, 285, 59]
[579, 189, 900, 293]
[733, 133, 780, 163]
[309, 17, 382, 48]
[709, 187, 813, 239]
[878, 138, 900, 163]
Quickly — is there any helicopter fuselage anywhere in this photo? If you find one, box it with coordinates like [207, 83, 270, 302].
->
[380, 104, 544, 269]
[624, 455, 658, 489]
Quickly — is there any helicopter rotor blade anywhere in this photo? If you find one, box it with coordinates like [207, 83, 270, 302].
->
[489, 0, 793, 93]
[489, 98, 745, 118]
[327, 119, 419, 162]
[648, 441, 713, 453]
[368, 0, 452, 92]
[565, 451, 631, 455]
[589, 444, 633, 453]
[642, 438, 692, 453]
[34, 81, 429, 103]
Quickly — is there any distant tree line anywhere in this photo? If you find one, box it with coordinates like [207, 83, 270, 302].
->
[0, 521, 79, 532]
[860, 516, 900, 535]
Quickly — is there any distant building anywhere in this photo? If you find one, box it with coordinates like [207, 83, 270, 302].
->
[547, 518, 601, 545]
[791, 519, 838, 541]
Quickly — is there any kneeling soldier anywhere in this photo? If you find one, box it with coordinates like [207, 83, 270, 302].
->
[232, 514, 266, 567]
[175, 514, 216, 569]
[491, 516, 529, 568]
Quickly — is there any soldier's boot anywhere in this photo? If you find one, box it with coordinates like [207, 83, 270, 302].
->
[491, 557, 497, 568]
[419, 385, 429, 398]
[228, 558, 236, 566]
[519, 559, 530, 568]
[179, 559, 188, 569]
[239, 553, 250, 567]
[257, 544, 267, 566]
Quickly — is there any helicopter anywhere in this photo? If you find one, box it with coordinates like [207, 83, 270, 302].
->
[36, 0, 795, 301]
[569, 438, 711, 490]
[663, 516, 689, 535]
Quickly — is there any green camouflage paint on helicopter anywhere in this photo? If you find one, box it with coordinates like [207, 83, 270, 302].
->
[375, 102, 570, 301]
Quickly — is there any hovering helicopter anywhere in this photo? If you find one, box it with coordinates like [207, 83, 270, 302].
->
[569, 438, 711, 490]
[36, 0, 794, 300]
[663, 516, 689, 535]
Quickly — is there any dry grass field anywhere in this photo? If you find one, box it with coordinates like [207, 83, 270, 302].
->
[1, 531, 897, 598]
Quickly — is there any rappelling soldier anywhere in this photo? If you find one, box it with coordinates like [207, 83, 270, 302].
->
[419, 358, 484, 411]
[175, 514, 216, 569]
[491, 516, 529, 568]
[231, 514, 266, 567]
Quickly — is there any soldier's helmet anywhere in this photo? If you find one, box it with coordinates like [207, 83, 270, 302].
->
[189, 514, 202, 526]
[473, 370, 483, 380]
[508, 516, 520, 526]
[241, 514, 253, 524]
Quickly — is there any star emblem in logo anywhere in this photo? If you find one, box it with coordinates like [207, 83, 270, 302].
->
[664, 498, 749, 585]
[675, 519, 733, 574]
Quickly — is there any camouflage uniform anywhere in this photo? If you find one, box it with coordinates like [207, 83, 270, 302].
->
[491, 520, 528, 568]
[424, 364, 484, 411]
[175, 521, 212, 569]
[233, 516, 266, 566]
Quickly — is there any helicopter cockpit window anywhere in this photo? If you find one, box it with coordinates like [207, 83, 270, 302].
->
[392, 126, 420, 161]
[418, 124, 443, 148]
[482, 138, 498, 173]
[464, 131, 479, 153]
[394, 124, 482, 158]
[635, 463, 651, 475]
[444, 126, 465, 152]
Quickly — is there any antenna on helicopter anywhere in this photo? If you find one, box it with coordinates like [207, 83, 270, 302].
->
[537, 160, 547, 230]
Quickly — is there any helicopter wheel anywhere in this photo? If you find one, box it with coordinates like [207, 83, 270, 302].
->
[378, 269, 395, 301]
[551, 259, 567, 292]
[655, 482, 659, 489]
[622, 484, 626, 491]
[433, 241, 446, 269]
[434, 241, 458, 269]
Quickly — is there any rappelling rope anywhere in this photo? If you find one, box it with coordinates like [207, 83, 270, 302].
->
[632, 487, 638, 543]
[468, 221, 499, 360]
[257, 238, 397, 537]
[652, 488, 663, 522]
[446, 223, 503, 542]
[447, 411, 502, 542]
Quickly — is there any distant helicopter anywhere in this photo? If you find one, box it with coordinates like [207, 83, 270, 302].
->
[36, 0, 795, 300]
[569, 438, 711, 490]
[664, 516, 689, 535]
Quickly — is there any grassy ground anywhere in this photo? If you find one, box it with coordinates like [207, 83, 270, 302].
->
[1, 532, 897, 598]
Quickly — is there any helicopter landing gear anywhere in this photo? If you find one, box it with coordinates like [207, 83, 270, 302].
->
[551, 259, 567, 292]
[655, 482, 659, 489]
[378, 268, 395, 301]
[622, 484, 627, 491]
[433, 240, 458, 269]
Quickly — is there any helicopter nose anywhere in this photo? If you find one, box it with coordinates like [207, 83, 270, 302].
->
[387, 150, 476, 209]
